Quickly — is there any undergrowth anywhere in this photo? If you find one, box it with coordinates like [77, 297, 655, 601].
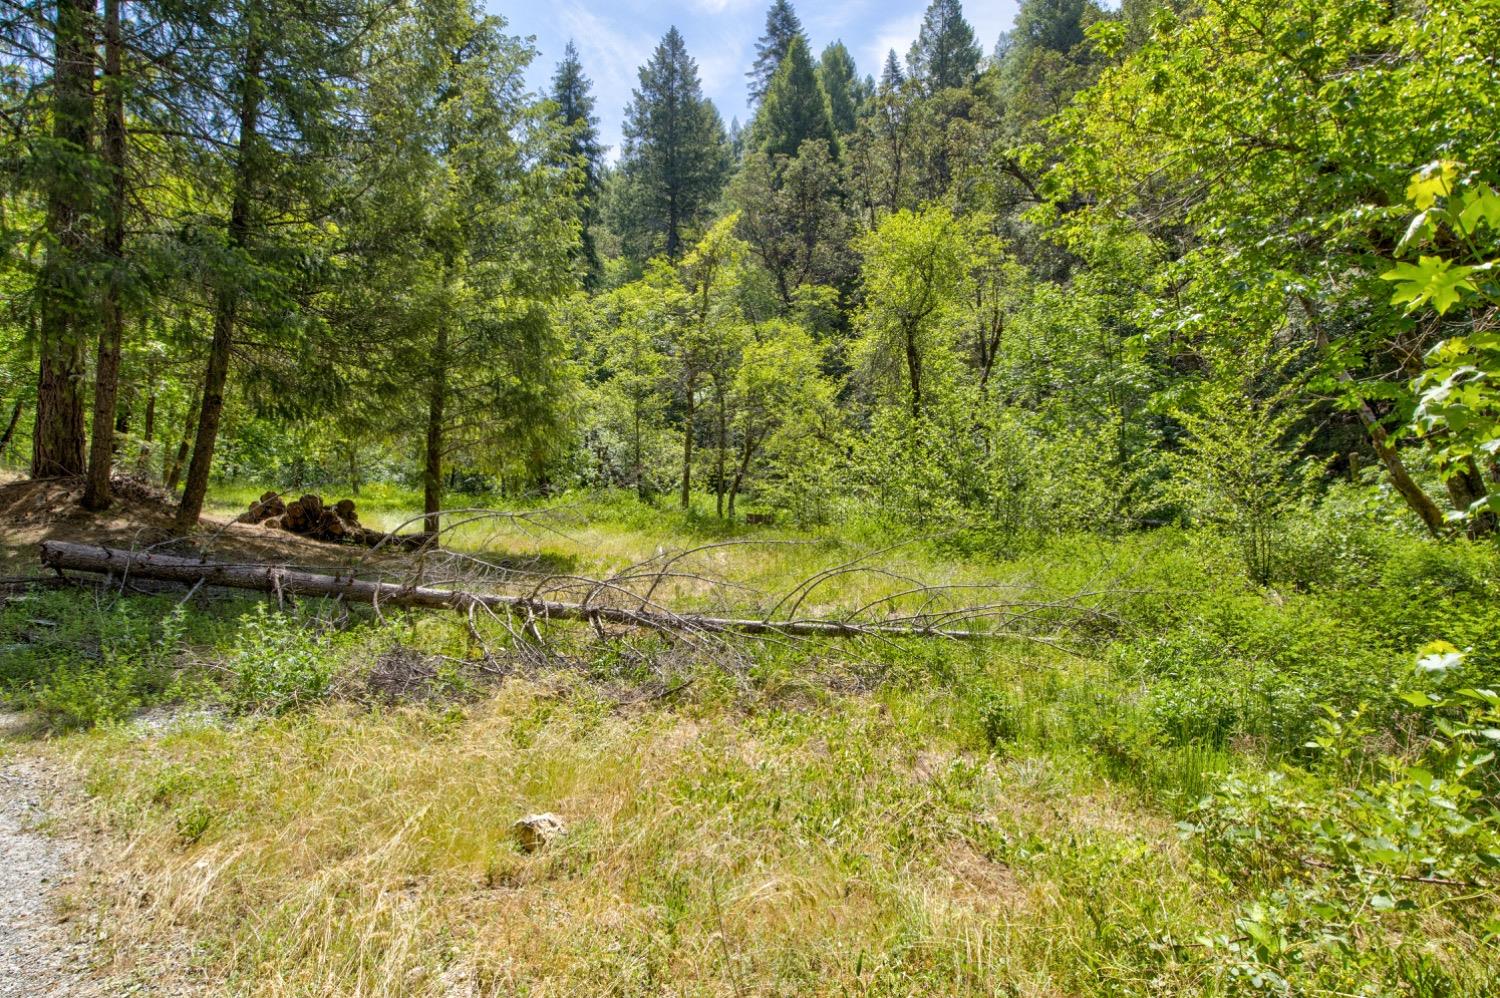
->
[4, 488, 1498, 994]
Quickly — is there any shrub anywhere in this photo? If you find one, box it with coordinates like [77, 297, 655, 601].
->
[224, 604, 339, 715]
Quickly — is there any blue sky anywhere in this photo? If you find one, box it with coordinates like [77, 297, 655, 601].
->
[494, 1, 1023, 160]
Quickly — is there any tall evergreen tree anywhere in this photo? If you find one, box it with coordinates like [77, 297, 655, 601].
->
[343, 0, 577, 537]
[880, 49, 906, 91]
[551, 41, 605, 289]
[614, 28, 729, 264]
[729, 116, 745, 160]
[173, 0, 386, 531]
[907, 0, 982, 93]
[746, 0, 805, 106]
[30, 0, 97, 478]
[817, 42, 860, 136]
[753, 36, 833, 159]
[1012, 0, 1092, 54]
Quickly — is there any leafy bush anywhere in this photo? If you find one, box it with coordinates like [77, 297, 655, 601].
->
[2, 595, 190, 728]
[1186, 675, 1500, 995]
[224, 604, 339, 715]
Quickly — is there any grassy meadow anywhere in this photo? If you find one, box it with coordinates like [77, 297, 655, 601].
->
[4, 484, 1499, 996]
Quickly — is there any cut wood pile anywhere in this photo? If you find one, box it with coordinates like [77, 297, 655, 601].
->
[239, 492, 426, 550]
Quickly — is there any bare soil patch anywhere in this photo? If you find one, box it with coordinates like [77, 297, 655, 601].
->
[0, 474, 410, 577]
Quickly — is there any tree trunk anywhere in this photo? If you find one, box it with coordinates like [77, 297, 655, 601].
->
[40, 541, 1003, 642]
[423, 311, 448, 538]
[714, 378, 727, 518]
[165, 391, 200, 490]
[1300, 297, 1446, 535]
[1444, 459, 1495, 537]
[32, 0, 96, 479]
[680, 383, 694, 508]
[726, 430, 758, 520]
[174, 33, 263, 532]
[904, 324, 923, 419]
[83, 0, 128, 511]
[136, 388, 156, 473]
[1352, 395, 1446, 535]
[633, 395, 646, 500]
[0, 399, 23, 459]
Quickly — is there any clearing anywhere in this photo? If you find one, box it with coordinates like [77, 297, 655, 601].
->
[1, 478, 1497, 996]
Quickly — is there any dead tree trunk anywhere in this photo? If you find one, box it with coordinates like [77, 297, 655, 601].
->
[83, 0, 129, 511]
[39, 542, 1002, 641]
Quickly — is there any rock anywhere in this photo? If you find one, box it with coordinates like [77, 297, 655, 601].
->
[512, 813, 565, 853]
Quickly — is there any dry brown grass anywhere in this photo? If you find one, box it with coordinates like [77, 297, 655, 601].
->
[51, 680, 1219, 996]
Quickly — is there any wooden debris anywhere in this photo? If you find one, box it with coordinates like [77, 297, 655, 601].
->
[38, 542, 1006, 641]
[238, 491, 425, 550]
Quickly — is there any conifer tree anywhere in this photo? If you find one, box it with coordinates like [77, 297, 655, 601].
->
[551, 41, 605, 288]
[880, 49, 906, 91]
[31, 0, 97, 478]
[746, 0, 805, 105]
[753, 36, 833, 159]
[615, 28, 729, 264]
[907, 0, 982, 93]
[817, 42, 861, 136]
[1012, 0, 1092, 54]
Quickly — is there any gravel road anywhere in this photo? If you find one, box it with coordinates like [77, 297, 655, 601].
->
[0, 754, 92, 997]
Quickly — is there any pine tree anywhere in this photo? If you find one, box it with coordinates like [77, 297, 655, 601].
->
[753, 35, 833, 159]
[551, 41, 605, 288]
[31, 0, 97, 478]
[1013, 0, 1092, 54]
[907, 0, 982, 93]
[746, 0, 805, 106]
[615, 28, 730, 264]
[880, 49, 906, 92]
[818, 42, 860, 136]
[729, 116, 745, 160]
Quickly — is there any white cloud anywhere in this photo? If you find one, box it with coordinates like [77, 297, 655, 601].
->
[862, 10, 922, 80]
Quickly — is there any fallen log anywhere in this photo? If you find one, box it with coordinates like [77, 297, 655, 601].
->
[38, 541, 1002, 641]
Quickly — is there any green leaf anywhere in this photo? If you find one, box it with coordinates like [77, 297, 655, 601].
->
[1455, 184, 1500, 236]
[1382, 257, 1477, 315]
[1407, 161, 1459, 210]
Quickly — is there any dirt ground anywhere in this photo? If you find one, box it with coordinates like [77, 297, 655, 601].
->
[0, 472, 408, 578]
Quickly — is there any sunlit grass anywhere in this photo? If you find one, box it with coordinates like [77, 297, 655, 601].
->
[60, 676, 1226, 997]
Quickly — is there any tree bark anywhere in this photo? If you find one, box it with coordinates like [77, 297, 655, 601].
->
[39, 541, 1002, 641]
[0, 399, 23, 459]
[423, 306, 448, 538]
[1300, 297, 1446, 535]
[714, 376, 727, 518]
[680, 383, 694, 509]
[174, 31, 263, 532]
[904, 323, 923, 419]
[1444, 459, 1495, 537]
[32, 0, 97, 479]
[165, 391, 200, 490]
[726, 430, 758, 520]
[136, 388, 156, 473]
[83, 0, 128, 511]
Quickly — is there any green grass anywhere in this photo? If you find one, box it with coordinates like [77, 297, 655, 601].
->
[5, 487, 1499, 995]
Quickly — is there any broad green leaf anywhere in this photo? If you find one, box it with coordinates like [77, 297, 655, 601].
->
[1407, 161, 1458, 210]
